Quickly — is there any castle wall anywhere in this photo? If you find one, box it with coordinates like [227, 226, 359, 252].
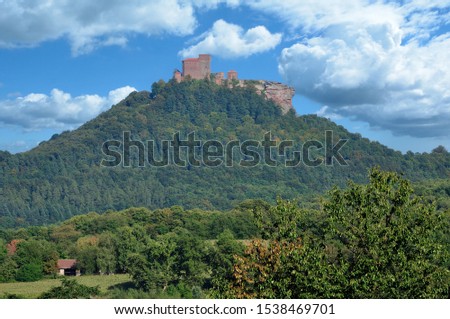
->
[182, 54, 211, 80]
[173, 55, 294, 114]
[173, 70, 182, 83]
[214, 72, 224, 85]
[227, 70, 238, 80]
[198, 54, 211, 79]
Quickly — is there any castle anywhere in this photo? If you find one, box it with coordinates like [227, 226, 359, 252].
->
[173, 54, 295, 114]
[173, 54, 238, 84]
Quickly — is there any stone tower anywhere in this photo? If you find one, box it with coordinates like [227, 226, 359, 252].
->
[182, 54, 211, 80]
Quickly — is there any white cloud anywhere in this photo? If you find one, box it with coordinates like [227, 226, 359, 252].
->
[246, 0, 450, 138]
[0, 0, 197, 55]
[179, 19, 282, 58]
[188, 0, 241, 9]
[0, 86, 136, 130]
[243, 0, 403, 33]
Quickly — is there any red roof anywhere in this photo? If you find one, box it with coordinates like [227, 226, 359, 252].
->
[57, 259, 77, 269]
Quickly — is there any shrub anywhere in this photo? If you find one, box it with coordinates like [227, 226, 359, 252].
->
[39, 278, 100, 299]
[15, 263, 43, 282]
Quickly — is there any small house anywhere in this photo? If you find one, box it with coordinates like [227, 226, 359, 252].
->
[57, 259, 80, 276]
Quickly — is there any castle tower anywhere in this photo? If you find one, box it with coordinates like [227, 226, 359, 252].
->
[198, 54, 211, 79]
[214, 72, 224, 85]
[182, 54, 211, 80]
[173, 69, 182, 83]
[227, 70, 238, 80]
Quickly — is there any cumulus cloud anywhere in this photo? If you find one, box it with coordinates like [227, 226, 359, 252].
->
[179, 19, 282, 58]
[0, 86, 136, 130]
[0, 0, 197, 55]
[246, 0, 450, 138]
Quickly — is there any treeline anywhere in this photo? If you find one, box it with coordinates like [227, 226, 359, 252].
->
[1, 79, 450, 227]
[0, 205, 258, 287]
[1, 169, 449, 298]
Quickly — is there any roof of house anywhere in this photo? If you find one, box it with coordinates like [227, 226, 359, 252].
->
[57, 259, 77, 269]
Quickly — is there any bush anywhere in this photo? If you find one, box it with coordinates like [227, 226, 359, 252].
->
[39, 278, 100, 299]
[15, 263, 43, 282]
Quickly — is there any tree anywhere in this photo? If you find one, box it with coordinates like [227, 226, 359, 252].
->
[96, 232, 117, 275]
[219, 169, 449, 299]
[13, 239, 58, 277]
[75, 236, 99, 274]
[431, 145, 448, 154]
[127, 229, 210, 292]
[77, 245, 99, 275]
[221, 200, 346, 298]
[0, 257, 17, 283]
[0, 239, 7, 261]
[115, 226, 148, 273]
[209, 229, 245, 295]
[172, 228, 209, 287]
[16, 263, 43, 282]
[127, 233, 177, 291]
[39, 278, 100, 299]
[324, 167, 450, 298]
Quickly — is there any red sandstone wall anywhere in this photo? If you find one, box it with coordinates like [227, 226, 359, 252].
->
[182, 55, 211, 80]
[198, 54, 211, 79]
[227, 70, 238, 80]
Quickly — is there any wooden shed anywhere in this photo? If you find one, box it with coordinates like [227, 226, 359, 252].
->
[57, 259, 80, 276]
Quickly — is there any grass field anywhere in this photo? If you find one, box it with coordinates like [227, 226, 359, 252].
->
[0, 274, 132, 298]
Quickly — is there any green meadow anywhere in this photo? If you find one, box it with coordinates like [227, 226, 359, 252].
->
[0, 274, 132, 298]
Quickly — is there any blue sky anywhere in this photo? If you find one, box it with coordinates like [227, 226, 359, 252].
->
[1, 0, 450, 154]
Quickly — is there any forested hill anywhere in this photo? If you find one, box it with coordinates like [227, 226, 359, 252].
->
[1, 79, 449, 227]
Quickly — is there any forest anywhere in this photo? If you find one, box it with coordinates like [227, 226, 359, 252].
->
[0, 168, 449, 298]
[0, 79, 449, 227]
[0, 79, 449, 298]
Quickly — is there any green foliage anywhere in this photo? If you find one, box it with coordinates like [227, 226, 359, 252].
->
[254, 198, 302, 241]
[219, 169, 449, 299]
[324, 167, 450, 298]
[97, 232, 117, 275]
[208, 230, 245, 297]
[0, 257, 17, 283]
[39, 278, 100, 299]
[0, 239, 6, 261]
[127, 229, 210, 292]
[8, 239, 58, 282]
[1, 165, 448, 298]
[77, 245, 99, 275]
[15, 263, 43, 282]
[221, 200, 346, 298]
[0, 80, 449, 226]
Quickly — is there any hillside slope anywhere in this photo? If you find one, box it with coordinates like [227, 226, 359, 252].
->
[0, 79, 449, 226]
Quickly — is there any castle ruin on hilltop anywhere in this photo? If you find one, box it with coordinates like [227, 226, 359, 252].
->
[173, 54, 238, 84]
[173, 54, 295, 114]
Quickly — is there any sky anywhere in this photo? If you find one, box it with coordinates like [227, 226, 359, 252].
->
[0, 0, 450, 154]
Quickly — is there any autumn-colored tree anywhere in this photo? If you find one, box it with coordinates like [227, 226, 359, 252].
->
[222, 200, 346, 298]
[221, 169, 449, 298]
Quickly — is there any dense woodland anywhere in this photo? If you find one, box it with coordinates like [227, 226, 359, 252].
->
[0, 79, 449, 227]
[0, 168, 449, 298]
[0, 79, 449, 298]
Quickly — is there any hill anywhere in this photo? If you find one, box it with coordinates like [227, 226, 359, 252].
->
[0, 78, 449, 226]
